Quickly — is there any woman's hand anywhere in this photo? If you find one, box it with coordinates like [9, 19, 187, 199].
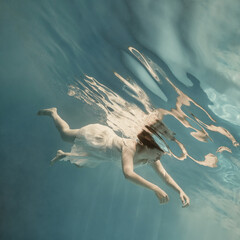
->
[154, 187, 169, 204]
[180, 191, 190, 208]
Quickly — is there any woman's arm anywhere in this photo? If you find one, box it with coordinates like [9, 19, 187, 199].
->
[121, 146, 169, 204]
[151, 160, 190, 207]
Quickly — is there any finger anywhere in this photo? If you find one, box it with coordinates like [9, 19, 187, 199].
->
[184, 196, 190, 204]
[182, 202, 189, 208]
[163, 196, 169, 204]
[160, 197, 166, 204]
[182, 197, 190, 208]
[180, 195, 185, 204]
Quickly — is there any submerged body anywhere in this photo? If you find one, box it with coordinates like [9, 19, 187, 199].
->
[38, 107, 190, 207]
[60, 123, 163, 168]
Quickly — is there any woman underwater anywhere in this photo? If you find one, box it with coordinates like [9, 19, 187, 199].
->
[38, 107, 190, 207]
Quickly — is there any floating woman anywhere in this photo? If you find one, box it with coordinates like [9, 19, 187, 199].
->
[38, 107, 190, 207]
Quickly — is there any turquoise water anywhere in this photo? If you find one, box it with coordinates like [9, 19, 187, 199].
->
[1, 0, 240, 239]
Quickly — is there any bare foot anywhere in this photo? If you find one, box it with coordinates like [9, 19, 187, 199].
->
[50, 150, 65, 166]
[37, 107, 57, 116]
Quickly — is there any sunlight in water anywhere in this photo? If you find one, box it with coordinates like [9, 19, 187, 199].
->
[68, 47, 239, 168]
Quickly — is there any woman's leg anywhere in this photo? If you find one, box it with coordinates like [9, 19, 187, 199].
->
[50, 150, 73, 165]
[38, 108, 79, 143]
[50, 149, 86, 166]
[50, 150, 66, 165]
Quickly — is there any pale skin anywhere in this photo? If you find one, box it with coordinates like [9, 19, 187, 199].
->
[38, 108, 190, 207]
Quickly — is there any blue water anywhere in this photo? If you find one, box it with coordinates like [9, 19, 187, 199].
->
[1, 0, 240, 239]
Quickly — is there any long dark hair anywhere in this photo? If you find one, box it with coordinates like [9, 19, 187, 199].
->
[137, 127, 164, 153]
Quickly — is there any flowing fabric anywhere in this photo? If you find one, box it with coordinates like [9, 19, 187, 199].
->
[61, 124, 123, 168]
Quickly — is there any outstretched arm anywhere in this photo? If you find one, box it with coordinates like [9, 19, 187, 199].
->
[151, 160, 190, 207]
[121, 146, 169, 204]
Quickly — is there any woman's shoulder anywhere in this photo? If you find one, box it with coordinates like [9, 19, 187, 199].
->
[122, 139, 137, 152]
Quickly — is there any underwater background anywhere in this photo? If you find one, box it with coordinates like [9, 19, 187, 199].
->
[1, 0, 240, 239]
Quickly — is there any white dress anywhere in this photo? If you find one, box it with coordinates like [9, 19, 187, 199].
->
[61, 124, 123, 168]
